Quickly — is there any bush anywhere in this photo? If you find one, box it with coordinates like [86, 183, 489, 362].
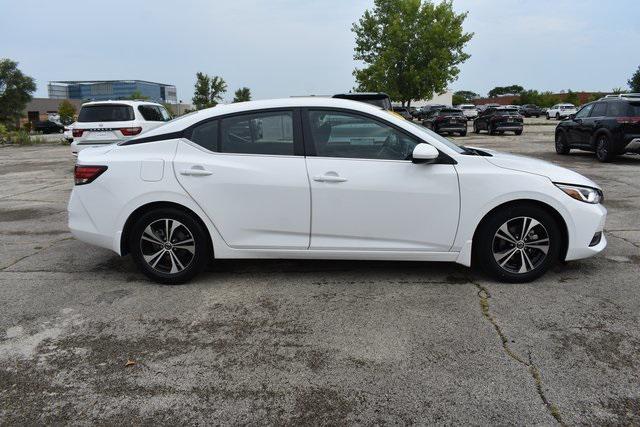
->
[0, 123, 8, 144]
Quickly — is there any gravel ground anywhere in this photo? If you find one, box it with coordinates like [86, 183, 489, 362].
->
[1, 118, 639, 424]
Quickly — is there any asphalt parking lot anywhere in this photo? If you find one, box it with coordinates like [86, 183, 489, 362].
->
[1, 118, 639, 424]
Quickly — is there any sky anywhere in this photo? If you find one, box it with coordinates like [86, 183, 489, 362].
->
[1, 0, 638, 103]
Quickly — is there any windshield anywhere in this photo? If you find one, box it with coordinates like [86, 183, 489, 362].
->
[405, 121, 465, 154]
[461, 105, 476, 110]
[496, 109, 519, 115]
[437, 109, 463, 116]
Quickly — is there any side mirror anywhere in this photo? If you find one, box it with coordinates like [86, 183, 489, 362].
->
[569, 114, 576, 120]
[412, 143, 439, 163]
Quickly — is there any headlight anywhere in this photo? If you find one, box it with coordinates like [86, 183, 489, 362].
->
[555, 183, 603, 204]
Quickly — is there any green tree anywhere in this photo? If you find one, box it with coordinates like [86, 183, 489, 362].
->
[452, 90, 479, 105]
[192, 73, 227, 109]
[628, 65, 640, 92]
[0, 59, 36, 128]
[488, 85, 524, 98]
[352, 0, 472, 107]
[58, 100, 76, 124]
[126, 90, 149, 100]
[233, 87, 252, 103]
[192, 72, 211, 110]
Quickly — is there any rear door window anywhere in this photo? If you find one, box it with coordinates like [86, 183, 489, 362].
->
[590, 103, 607, 117]
[628, 103, 640, 116]
[606, 102, 626, 117]
[220, 111, 294, 155]
[78, 105, 134, 122]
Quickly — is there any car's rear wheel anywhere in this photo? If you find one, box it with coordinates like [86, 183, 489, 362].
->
[546, 114, 550, 120]
[475, 204, 561, 283]
[489, 124, 496, 135]
[595, 133, 614, 162]
[515, 130, 522, 136]
[129, 208, 210, 284]
[460, 130, 467, 137]
[473, 122, 480, 134]
[555, 132, 570, 154]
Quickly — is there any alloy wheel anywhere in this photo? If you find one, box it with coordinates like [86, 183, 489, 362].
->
[596, 136, 608, 160]
[492, 216, 550, 274]
[139, 218, 195, 274]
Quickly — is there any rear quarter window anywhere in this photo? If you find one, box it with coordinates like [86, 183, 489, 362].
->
[138, 105, 171, 122]
[629, 103, 640, 116]
[78, 105, 134, 122]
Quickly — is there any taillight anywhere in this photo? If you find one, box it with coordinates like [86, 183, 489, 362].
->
[74, 165, 107, 185]
[72, 129, 84, 137]
[120, 127, 142, 136]
[616, 117, 640, 124]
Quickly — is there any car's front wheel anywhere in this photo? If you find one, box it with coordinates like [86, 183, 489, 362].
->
[129, 207, 210, 284]
[474, 204, 561, 283]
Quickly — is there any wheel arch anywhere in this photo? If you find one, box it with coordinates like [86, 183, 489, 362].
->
[470, 199, 569, 264]
[120, 201, 214, 258]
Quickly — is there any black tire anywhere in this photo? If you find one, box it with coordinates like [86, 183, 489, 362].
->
[535, 115, 540, 118]
[489, 124, 496, 135]
[474, 204, 562, 283]
[546, 114, 550, 120]
[460, 131, 467, 137]
[555, 113, 560, 120]
[595, 133, 614, 162]
[514, 130, 522, 136]
[129, 207, 210, 284]
[555, 132, 570, 155]
[473, 122, 480, 134]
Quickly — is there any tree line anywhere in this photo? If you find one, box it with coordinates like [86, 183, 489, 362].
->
[191, 72, 251, 110]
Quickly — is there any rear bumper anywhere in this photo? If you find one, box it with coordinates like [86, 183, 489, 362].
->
[495, 124, 523, 131]
[437, 126, 467, 133]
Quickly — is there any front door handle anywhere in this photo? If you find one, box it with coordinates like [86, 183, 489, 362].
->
[313, 174, 347, 183]
[180, 166, 212, 176]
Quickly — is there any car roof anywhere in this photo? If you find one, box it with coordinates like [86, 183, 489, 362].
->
[81, 100, 163, 107]
[137, 97, 398, 138]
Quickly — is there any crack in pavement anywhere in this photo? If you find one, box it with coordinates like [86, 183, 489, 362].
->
[0, 237, 74, 271]
[473, 282, 565, 426]
[606, 232, 640, 250]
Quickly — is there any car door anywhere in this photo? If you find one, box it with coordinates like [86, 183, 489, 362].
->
[302, 108, 460, 252]
[174, 109, 311, 249]
[566, 103, 594, 145]
[585, 102, 608, 146]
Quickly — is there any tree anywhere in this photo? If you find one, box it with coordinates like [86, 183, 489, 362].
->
[628, 65, 640, 92]
[233, 87, 252, 103]
[192, 72, 211, 110]
[192, 73, 227, 109]
[452, 90, 479, 105]
[352, 0, 472, 107]
[58, 100, 76, 124]
[487, 85, 524, 98]
[0, 59, 36, 128]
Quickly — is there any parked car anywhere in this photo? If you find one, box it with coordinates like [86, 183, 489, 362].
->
[547, 103, 577, 120]
[415, 104, 447, 120]
[69, 97, 606, 284]
[459, 104, 478, 120]
[392, 106, 413, 120]
[63, 124, 75, 142]
[422, 108, 467, 136]
[520, 104, 545, 118]
[32, 120, 64, 134]
[332, 92, 392, 110]
[554, 96, 640, 162]
[473, 107, 523, 135]
[70, 100, 172, 156]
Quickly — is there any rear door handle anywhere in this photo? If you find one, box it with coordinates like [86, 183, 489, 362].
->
[313, 174, 347, 183]
[180, 166, 212, 176]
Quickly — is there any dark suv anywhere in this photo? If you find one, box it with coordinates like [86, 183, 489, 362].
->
[473, 107, 523, 135]
[422, 108, 467, 136]
[554, 95, 640, 162]
[520, 104, 544, 118]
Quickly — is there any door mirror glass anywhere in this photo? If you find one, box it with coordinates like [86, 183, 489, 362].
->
[412, 143, 439, 163]
[569, 114, 576, 120]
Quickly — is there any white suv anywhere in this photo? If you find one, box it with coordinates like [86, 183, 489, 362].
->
[70, 100, 171, 155]
[547, 103, 577, 120]
[458, 104, 478, 120]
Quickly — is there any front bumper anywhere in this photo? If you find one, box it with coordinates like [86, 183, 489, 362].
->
[564, 202, 607, 261]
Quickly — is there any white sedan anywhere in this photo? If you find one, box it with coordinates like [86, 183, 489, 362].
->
[68, 97, 606, 284]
